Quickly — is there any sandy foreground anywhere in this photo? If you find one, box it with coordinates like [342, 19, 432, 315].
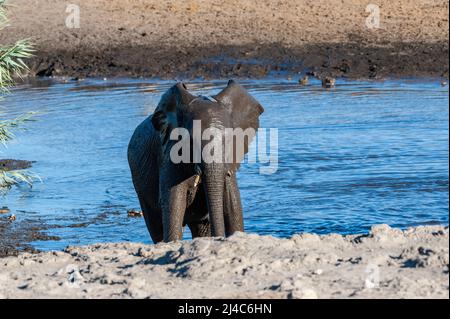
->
[0, 0, 448, 79]
[0, 224, 448, 299]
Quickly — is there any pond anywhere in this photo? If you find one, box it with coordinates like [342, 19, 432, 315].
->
[1, 77, 448, 251]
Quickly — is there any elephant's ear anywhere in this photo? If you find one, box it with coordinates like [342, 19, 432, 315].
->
[151, 83, 195, 145]
[213, 80, 264, 170]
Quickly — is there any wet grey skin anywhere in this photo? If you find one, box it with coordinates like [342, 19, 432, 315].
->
[128, 80, 264, 243]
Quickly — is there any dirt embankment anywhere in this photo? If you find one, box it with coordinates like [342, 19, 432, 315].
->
[0, 0, 448, 79]
[0, 225, 448, 299]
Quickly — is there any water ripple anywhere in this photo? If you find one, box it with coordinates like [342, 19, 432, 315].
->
[1, 78, 448, 249]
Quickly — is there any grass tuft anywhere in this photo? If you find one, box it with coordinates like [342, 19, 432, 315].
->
[0, 0, 38, 192]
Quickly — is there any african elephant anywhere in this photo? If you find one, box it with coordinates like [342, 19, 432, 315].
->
[127, 80, 264, 243]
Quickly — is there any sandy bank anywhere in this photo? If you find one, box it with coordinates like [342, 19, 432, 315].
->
[0, 0, 448, 79]
[0, 224, 448, 299]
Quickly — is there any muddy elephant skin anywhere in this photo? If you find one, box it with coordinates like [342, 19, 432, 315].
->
[128, 80, 264, 243]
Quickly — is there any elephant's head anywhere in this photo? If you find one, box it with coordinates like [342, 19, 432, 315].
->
[151, 80, 264, 236]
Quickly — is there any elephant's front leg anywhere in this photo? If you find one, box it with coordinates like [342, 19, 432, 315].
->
[161, 184, 187, 242]
[224, 172, 244, 236]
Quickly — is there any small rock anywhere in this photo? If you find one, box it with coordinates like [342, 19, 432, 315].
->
[289, 288, 318, 299]
[17, 282, 29, 289]
[127, 209, 143, 218]
[322, 77, 336, 88]
[62, 267, 84, 288]
[313, 269, 323, 275]
[298, 75, 309, 85]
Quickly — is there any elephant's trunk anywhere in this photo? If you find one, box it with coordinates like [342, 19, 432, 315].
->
[202, 162, 226, 237]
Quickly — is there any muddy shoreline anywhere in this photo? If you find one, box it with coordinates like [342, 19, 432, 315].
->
[0, 216, 60, 258]
[0, 225, 448, 299]
[1, 0, 448, 80]
[28, 41, 450, 80]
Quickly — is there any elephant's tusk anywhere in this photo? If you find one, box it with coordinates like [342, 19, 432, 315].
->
[194, 174, 201, 187]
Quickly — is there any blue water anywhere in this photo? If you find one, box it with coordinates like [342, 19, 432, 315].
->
[1, 77, 448, 250]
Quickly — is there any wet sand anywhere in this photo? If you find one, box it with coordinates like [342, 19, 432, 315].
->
[0, 0, 448, 79]
[0, 216, 60, 257]
[0, 225, 448, 299]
